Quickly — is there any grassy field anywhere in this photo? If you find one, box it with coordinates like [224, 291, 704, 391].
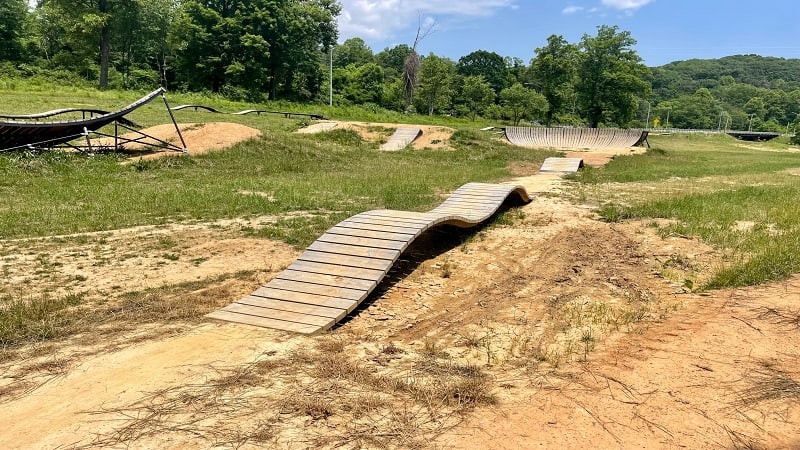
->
[570, 133, 800, 288]
[0, 85, 554, 245]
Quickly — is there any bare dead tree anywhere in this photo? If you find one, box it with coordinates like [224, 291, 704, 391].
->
[402, 15, 436, 113]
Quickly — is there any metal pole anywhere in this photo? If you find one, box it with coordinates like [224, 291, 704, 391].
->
[329, 47, 333, 107]
[665, 109, 670, 128]
[162, 93, 188, 153]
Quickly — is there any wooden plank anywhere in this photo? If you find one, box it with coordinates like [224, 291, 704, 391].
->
[317, 233, 406, 251]
[206, 310, 320, 334]
[336, 220, 425, 235]
[266, 278, 367, 301]
[277, 269, 376, 291]
[297, 250, 393, 272]
[287, 260, 385, 280]
[307, 241, 399, 260]
[237, 295, 347, 320]
[221, 303, 334, 327]
[326, 225, 415, 242]
[357, 212, 431, 224]
[342, 217, 427, 230]
[250, 286, 356, 310]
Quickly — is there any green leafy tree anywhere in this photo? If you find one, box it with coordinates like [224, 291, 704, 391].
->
[172, 0, 339, 99]
[499, 83, 548, 126]
[457, 50, 508, 94]
[375, 44, 412, 79]
[415, 53, 455, 115]
[335, 63, 384, 104]
[37, 0, 136, 87]
[669, 88, 720, 129]
[0, 0, 28, 61]
[333, 37, 373, 68]
[530, 34, 578, 125]
[459, 75, 495, 121]
[576, 25, 651, 127]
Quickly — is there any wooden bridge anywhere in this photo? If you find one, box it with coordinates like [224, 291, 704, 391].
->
[207, 182, 531, 333]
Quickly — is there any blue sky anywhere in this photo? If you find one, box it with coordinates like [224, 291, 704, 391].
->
[337, 0, 800, 67]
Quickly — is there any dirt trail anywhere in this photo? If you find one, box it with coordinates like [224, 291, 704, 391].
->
[438, 277, 800, 449]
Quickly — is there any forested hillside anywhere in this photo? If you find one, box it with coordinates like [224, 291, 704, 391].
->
[1, 0, 798, 132]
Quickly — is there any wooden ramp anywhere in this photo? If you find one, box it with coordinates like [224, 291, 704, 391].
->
[207, 182, 531, 333]
[539, 157, 585, 173]
[380, 127, 422, 151]
[505, 127, 648, 150]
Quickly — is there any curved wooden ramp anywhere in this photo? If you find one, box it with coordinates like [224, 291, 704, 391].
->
[540, 157, 585, 173]
[506, 127, 648, 150]
[207, 182, 531, 333]
[0, 88, 167, 151]
[380, 127, 422, 151]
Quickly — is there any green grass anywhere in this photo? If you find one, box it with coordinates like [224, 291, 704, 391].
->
[0, 88, 557, 242]
[577, 134, 800, 184]
[582, 133, 800, 288]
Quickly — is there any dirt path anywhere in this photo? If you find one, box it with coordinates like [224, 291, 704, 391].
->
[438, 277, 800, 449]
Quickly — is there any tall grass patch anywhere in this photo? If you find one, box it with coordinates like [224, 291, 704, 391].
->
[587, 134, 800, 288]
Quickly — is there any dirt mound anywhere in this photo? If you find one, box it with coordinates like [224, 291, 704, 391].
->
[297, 121, 454, 150]
[106, 122, 261, 159]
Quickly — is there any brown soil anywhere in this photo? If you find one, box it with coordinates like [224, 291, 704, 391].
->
[1, 136, 798, 449]
[99, 122, 261, 159]
[298, 121, 454, 150]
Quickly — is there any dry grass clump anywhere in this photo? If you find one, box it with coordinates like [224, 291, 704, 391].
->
[86, 338, 496, 449]
[735, 362, 800, 408]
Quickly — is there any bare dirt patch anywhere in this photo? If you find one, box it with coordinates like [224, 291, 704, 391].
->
[298, 121, 454, 150]
[100, 122, 261, 159]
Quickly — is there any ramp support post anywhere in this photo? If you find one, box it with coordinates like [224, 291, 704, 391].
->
[162, 92, 188, 153]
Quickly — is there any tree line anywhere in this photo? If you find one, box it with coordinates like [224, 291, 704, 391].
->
[2, 0, 799, 131]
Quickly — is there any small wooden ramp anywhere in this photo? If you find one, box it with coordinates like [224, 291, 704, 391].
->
[207, 182, 531, 333]
[539, 157, 584, 173]
[380, 127, 422, 151]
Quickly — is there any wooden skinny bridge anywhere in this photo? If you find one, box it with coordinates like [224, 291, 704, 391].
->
[207, 182, 531, 334]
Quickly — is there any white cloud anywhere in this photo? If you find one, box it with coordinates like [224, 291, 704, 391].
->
[337, 0, 516, 42]
[562, 5, 585, 14]
[600, 0, 654, 10]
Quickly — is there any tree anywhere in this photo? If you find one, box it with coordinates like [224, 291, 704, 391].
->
[530, 34, 578, 125]
[576, 25, 651, 127]
[172, 0, 340, 99]
[0, 0, 28, 61]
[37, 0, 133, 87]
[376, 44, 413, 74]
[457, 49, 508, 94]
[668, 88, 720, 129]
[499, 83, 548, 126]
[335, 63, 384, 104]
[401, 18, 434, 112]
[459, 75, 495, 121]
[415, 53, 455, 115]
[333, 38, 373, 68]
